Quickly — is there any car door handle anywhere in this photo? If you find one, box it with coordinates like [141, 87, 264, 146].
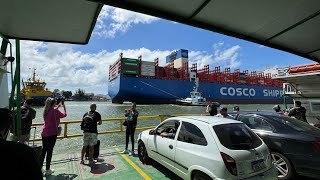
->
[169, 145, 173, 149]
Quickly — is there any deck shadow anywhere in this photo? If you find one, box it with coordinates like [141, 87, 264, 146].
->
[86, 163, 115, 174]
[145, 159, 183, 180]
[46, 173, 78, 180]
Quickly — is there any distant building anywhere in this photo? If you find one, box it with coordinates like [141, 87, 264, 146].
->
[258, 66, 289, 77]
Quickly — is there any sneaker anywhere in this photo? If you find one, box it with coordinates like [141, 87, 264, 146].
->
[122, 149, 129, 154]
[129, 151, 135, 156]
[45, 169, 54, 176]
[89, 160, 95, 165]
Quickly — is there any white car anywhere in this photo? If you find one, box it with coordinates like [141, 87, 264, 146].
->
[137, 116, 277, 180]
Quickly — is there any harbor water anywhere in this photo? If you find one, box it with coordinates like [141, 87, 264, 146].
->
[30, 101, 286, 154]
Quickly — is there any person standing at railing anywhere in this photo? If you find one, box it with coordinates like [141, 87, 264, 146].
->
[12, 98, 36, 144]
[40, 97, 67, 176]
[206, 103, 218, 116]
[80, 103, 102, 164]
[122, 102, 139, 156]
[0, 108, 43, 180]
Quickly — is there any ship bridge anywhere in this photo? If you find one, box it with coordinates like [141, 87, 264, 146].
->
[273, 64, 320, 124]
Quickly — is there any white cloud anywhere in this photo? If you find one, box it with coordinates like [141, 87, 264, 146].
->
[94, 6, 159, 38]
[7, 41, 170, 94]
[212, 42, 241, 69]
[6, 41, 242, 95]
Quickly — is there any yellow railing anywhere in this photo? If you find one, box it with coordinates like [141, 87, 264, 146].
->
[31, 114, 208, 141]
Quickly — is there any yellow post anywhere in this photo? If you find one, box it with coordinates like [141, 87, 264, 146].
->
[63, 123, 68, 138]
[159, 115, 164, 122]
[120, 120, 123, 131]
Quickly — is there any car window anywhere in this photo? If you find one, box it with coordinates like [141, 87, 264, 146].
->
[177, 121, 207, 146]
[156, 120, 179, 136]
[261, 120, 273, 131]
[238, 115, 262, 129]
[213, 123, 262, 150]
[268, 115, 319, 132]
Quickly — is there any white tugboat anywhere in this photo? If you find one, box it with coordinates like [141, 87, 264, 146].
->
[176, 78, 219, 106]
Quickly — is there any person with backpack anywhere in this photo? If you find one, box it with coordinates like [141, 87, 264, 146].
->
[12, 99, 36, 144]
[122, 102, 139, 156]
[80, 103, 102, 164]
[288, 101, 307, 123]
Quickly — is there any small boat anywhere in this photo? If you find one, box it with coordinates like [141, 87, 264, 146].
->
[176, 79, 219, 106]
[21, 68, 53, 106]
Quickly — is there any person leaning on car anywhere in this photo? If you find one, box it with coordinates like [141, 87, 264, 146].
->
[215, 106, 234, 119]
[288, 101, 307, 123]
[160, 122, 180, 138]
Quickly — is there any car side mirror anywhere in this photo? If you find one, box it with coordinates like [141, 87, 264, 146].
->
[149, 129, 156, 135]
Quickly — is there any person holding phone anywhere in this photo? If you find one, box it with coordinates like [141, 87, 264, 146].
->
[122, 103, 139, 156]
[40, 97, 67, 176]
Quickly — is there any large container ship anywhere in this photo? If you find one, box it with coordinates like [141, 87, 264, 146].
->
[108, 50, 288, 104]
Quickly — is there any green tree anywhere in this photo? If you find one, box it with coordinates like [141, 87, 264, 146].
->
[53, 89, 60, 94]
[62, 91, 72, 99]
[74, 88, 86, 100]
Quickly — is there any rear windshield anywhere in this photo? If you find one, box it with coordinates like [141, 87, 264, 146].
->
[268, 116, 319, 132]
[213, 123, 262, 150]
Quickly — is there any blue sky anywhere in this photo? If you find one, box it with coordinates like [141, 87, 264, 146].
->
[5, 5, 314, 95]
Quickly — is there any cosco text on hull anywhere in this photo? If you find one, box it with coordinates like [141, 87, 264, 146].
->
[220, 87, 283, 97]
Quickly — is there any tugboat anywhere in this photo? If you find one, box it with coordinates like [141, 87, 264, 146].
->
[176, 78, 219, 106]
[21, 68, 53, 106]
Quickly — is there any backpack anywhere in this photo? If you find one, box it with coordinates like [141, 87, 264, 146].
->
[293, 107, 302, 120]
[81, 112, 95, 131]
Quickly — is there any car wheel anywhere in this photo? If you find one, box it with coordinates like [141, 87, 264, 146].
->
[271, 151, 294, 180]
[138, 141, 149, 163]
[193, 171, 212, 180]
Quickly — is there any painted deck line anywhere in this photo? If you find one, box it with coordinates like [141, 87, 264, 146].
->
[113, 146, 152, 180]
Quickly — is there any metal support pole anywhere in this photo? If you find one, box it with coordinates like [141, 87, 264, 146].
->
[15, 39, 22, 138]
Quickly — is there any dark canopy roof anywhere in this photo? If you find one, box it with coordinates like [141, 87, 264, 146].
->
[95, 0, 320, 62]
[0, 0, 102, 44]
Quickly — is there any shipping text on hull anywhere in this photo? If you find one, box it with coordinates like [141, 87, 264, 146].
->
[108, 50, 290, 104]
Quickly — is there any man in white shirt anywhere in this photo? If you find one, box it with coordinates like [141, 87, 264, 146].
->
[215, 106, 234, 119]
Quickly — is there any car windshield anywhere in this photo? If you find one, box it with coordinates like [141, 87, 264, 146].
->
[268, 115, 319, 132]
[213, 123, 262, 150]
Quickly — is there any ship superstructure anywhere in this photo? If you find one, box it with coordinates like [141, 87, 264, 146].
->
[21, 68, 52, 106]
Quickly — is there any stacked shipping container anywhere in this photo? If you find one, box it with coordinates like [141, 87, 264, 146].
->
[109, 51, 283, 87]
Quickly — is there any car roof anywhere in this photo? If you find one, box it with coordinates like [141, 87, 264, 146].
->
[168, 116, 241, 126]
[231, 111, 285, 117]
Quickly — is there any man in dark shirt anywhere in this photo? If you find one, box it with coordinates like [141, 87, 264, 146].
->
[288, 101, 307, 122]
[80, 104, 102, 164]
[0, 108, 43, 179]
[12, 99, 36, 144]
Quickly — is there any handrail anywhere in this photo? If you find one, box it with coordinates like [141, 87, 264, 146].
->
[31, 114, 208, 141]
